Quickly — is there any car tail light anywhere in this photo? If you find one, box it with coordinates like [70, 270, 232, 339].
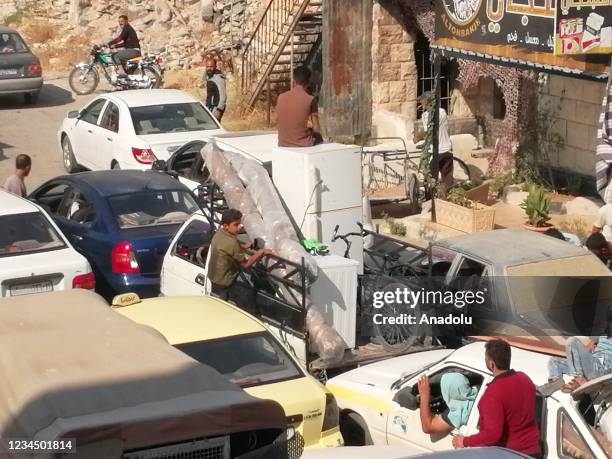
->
[111, 241, 140, 274]
[72, 272, 96, 289]
[321, 393, 339, 431]
[27, 63, 42, 76]
[156, 56, 162, 65]
[131, 147, 157, 164]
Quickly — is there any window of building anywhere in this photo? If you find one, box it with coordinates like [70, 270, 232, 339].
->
[415, 32, 457, 119]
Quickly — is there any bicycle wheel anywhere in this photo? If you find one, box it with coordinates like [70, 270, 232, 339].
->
[453, 157, 472, 183]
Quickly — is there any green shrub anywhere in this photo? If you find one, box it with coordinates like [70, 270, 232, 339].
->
[520, 185, 551, 227]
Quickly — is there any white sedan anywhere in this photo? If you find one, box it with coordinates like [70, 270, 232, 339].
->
[57, 89, 225, 172]
[326, 341, 612, 458]
[0, 189, 93, 297]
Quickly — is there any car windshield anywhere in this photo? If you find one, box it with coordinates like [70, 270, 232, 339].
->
[0, 212, 66, 256]
[108, 190, 199, 229]
[507, 256, 612, 335]
[130, 103, 219, 135]
[0, 33, 28, 54]
[176, 332, 303, 387]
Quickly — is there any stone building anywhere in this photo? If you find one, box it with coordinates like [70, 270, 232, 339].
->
[321, 0, 608, 180]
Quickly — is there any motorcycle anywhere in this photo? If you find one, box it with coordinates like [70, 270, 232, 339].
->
[68, 44, 164, 95]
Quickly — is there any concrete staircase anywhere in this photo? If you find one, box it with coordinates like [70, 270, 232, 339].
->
[241, 0, 322, 110]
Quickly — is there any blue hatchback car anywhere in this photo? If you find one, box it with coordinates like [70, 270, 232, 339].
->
[29, 170, 200, 299]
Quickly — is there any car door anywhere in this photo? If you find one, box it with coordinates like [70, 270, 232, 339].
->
[161, 214, 212, 296]
[96, 101, 121, 171]
[386, 364, 490, 452]
[71, 98, 108, 169]
[446, 256, 496, 336]
[29, 181, 71, 217]
[165, 140, 208, 192]
[53, 185, 109, 267]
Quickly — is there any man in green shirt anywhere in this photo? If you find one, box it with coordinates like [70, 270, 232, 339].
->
[208, 208, 271, 302]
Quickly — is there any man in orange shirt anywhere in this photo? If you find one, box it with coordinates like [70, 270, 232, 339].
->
[276, 66, 322, 147]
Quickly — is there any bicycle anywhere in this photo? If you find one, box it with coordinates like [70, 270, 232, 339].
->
[331, 222, 433, 352]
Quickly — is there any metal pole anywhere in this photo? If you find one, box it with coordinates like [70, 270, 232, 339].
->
[267, 77, 272, 126]
[290, 32, 294, 89]
[431, 51, 441, 221]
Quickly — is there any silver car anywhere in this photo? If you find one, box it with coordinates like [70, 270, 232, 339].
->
[0, 26, 43, 104]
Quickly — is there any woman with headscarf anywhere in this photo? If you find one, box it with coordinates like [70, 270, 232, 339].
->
[417, 372, 478, 434]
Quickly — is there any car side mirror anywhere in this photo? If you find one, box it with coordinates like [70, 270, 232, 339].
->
[67, 110, 80, 119]
[393, 386, 419, 410]
[151, 159, 167, 171]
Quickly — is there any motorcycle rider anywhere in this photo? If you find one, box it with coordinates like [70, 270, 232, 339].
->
[107, 15, 140, 75]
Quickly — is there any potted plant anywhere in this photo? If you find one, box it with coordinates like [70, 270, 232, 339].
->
[520, 185, 552, 232]
[434, 187, 496, 234]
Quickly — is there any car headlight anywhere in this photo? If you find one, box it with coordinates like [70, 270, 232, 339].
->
[322, 393, 339, 431]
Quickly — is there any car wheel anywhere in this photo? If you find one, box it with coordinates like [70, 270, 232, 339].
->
[62, 136, 80, 173]
[340, 412, 373, 446]
[24, 92, 39, 105]
[111, 161, 121, 170]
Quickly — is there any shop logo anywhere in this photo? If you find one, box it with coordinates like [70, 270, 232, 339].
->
[443, 0, 483, 25]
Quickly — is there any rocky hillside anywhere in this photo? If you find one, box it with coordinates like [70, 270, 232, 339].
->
[2, 0, 265, 71]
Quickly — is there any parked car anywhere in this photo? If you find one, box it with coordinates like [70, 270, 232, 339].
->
[300, 446, 536, 459]
[113, 294, 344, 450]
[0, 26, 43, 104]
[370, 228, 612, 352]
[29, 170, 200, 299]
[0, 189, 93, 297]
[0, 289, 291, 458]
[325, 341, 612, 458]
[57, 89, 225, 173]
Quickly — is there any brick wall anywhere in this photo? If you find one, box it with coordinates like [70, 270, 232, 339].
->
[541, 75, 605, 176]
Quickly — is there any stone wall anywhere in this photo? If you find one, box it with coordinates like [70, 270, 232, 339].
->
[540, 75, 606, 176]
[370, 1, 417, 140]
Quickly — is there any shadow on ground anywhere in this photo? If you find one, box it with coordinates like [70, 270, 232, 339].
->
[0, 83, 74, 110]
[0, 142, 12, 162]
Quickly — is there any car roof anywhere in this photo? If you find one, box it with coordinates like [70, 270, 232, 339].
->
[0, 289, 285, 441]
[435, 228, 589, 267]
[115, 296, 266, 344]
[0, 26, 18, 34]
[0, 189, 40, 216]
[103, 89, 198, 108]
[445, 341, 552, 385]
[64, 170, 189, 197]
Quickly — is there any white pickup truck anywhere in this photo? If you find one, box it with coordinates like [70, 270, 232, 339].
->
[156, 133, 438, 373]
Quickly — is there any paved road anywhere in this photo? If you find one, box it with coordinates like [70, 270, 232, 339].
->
[0, 75, 112, 192]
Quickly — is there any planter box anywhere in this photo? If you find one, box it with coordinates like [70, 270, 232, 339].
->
[434, 198, 495, 233]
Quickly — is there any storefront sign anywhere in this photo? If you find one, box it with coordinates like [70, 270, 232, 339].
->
[434, 0, 609, 77]
[555, 1, 612, 55]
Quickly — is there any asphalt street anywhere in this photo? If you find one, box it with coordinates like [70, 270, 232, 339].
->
[0, 75, 112, 192]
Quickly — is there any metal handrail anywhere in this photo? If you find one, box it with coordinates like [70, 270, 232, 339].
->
[241, 0, 319, 109]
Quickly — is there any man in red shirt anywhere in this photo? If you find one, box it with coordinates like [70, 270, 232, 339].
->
[452, 340, 541, 458]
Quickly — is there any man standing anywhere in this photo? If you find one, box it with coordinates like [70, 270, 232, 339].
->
[3, 154, 31, 197]
[276, 66, 322, 147]
[452, 339, 541, 459]
[108, 15, 140, 73]
[207, 209, 271, 303]
[414, 91, 454, 189]
[204, 58, 227, 122]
